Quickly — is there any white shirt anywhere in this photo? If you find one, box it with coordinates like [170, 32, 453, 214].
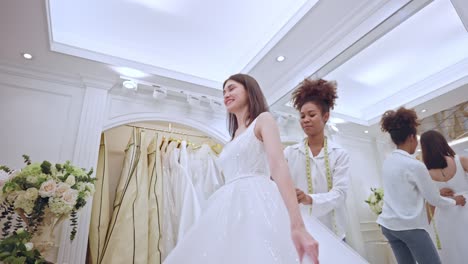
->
[284, 139, 350, 239]
[377, 149, 456, 231]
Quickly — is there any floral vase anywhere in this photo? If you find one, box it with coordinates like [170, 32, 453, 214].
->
[18, 209, 67, 263]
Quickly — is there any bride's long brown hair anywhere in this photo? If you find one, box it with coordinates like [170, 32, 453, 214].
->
[223, 74, 269, 140]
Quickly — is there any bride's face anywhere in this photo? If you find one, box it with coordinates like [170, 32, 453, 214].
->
[223, 80, 248, 113]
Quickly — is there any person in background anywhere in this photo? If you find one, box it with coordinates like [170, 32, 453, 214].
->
[420, 130, 468, 264]
[284, 79, 350, 242]
[377, 107, 465, 264]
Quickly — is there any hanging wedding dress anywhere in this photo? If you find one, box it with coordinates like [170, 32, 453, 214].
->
[175, 141, 201, 242]
[432, 156, 468, 264]
[160, 140, 178, 260]
[163, 119, 367, 264]
[188, 144, 223, 207]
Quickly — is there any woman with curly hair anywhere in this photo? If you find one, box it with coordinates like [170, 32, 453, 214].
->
[420, 130, 468, 264]
[284, 79, 351, 242]
[377, 108, 465, 264]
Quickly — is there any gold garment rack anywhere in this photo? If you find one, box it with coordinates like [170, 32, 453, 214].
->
[125, 124, 223, 155]
[125, 124, 212, 139]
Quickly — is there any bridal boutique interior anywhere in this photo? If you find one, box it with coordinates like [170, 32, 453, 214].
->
[0, 0, 467, 263]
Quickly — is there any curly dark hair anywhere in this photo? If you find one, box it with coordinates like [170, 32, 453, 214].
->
[291, 79, 338, 113]
[380, 107, 420, 145]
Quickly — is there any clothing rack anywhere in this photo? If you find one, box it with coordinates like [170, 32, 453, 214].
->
[125, 124, 223, 154]
[125, 124, 211, 139]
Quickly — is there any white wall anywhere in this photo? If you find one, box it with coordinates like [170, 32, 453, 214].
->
[0, 65, 84, 168]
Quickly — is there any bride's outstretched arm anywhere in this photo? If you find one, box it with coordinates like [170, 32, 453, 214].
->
[255, 112, 319, 264]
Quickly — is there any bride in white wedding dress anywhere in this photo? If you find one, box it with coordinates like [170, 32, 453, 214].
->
[164, 74, 359, 264]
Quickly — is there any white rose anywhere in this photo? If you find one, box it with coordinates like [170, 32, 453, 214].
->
[24, 188, 38, 201]
[55, 182, 71, 196]
[16, 228, 25, 234]
[62, 189, 78, 206]
[24, 242, 34, 251]
[369, 195, 377, 204]
[65, 175, 76, 186]
[39, 180, 57, 197]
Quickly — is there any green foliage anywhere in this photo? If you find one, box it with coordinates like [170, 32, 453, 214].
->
[0, 165, 11, 173]
[0, 230, 50, 264]
[39, 162, 52, 176]
[22, 155, 31, 165]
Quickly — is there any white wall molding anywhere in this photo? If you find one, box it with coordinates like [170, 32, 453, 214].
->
[57, 86, 109, 264]
[0, 61, 116, 91]
[104, 94, 229, 143]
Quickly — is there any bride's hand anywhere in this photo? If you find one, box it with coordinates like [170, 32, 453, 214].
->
[291, 227, 319, 264]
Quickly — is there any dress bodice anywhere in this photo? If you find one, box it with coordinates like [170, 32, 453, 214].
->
[434, 156, 468, 195]
[216, 119, 270, 183]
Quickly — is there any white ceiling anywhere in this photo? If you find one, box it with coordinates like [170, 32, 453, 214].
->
[324, 0, 468, 122]
[48, 0, 318, 86]
[0, 0, 467, 130]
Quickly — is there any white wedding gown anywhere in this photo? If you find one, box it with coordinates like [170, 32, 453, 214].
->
[432, 156, 468, 264]
[163, 119, 368, 264]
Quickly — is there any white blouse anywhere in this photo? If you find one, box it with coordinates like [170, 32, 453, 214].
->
[284, 139, 350, 239]
[377, 149, 456, 231]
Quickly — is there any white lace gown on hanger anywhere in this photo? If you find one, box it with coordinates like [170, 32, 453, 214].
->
[163, 119, 367, 264]
[432, 156, 468, 264]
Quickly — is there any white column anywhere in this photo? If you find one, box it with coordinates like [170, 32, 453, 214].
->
[57, 83, 110, 264]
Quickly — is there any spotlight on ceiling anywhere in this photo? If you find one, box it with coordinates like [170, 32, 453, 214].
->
[186, 93, 201, 106]
[209, 98, 224, 110]
[152, 85, 167, 99]
[421, 109, 427, 113]
[276, 56, 285, 62]
[22, 53, 33, 60]
[123, 80, 137, 90]
[364, 130, 369, 134]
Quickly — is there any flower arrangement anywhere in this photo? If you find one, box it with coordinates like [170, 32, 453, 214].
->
[0, 155, 95, 240]
[0, 228, 50, 264]
[365, 187, 384, 215]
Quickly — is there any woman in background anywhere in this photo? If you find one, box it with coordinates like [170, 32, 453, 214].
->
[420, 130, 468, 264]
[377, 107, 465, 264]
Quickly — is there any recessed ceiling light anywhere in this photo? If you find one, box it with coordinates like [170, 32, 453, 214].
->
[421, 109, 427, 113]
[276, 56, 285, 62]
[123, 80, 137, 90]
[22, 53, 33, 60]
[364, 130, 369, 134]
